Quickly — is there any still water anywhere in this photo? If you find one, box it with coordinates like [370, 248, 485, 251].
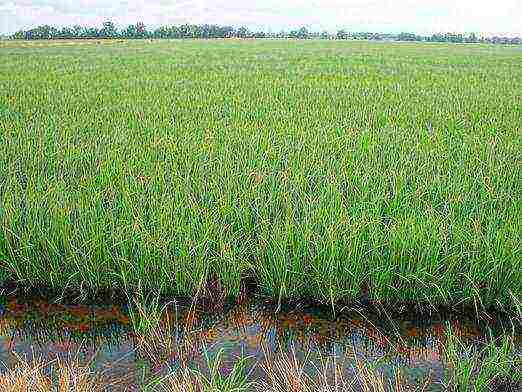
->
[0, 294, 520, 390]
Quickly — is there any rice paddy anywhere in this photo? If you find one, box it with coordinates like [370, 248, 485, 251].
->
[0, 39, 521, 309]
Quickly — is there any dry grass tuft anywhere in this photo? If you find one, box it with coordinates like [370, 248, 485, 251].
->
[151, 369, 203, 392]
[0, 355, 102, 392]
[258, 348, 430, 392]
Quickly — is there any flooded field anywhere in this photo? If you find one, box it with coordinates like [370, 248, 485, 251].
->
[0, 293, 520, 390]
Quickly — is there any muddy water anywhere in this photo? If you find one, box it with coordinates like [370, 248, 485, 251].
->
[0, 294, 520, 390]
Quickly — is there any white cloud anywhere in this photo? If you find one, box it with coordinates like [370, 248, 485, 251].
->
[1, 0, 521, 36]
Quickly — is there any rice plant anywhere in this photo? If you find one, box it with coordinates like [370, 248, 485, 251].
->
[0, 39, 520, 309]
[442, 327, 521, 391]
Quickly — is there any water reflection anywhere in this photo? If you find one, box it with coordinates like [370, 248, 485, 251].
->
[0, 295, 520, 389]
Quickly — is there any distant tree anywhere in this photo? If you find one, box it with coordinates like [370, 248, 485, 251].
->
[336, 30, 348, 40]
[28, 25, 52, 39]
[397, 32, 418, 41]
[136, 22, 148, 38]
[353, 32, 373, 40]
[320, 31, 330, 39]
[466, 33, 478, 43]
[124, 24, 137, 38]
[101, 21, 117, 38]
[73, 25, 84, 38]
[84, 27, 100, 38]
[187, 24, 202, 38]
[443, 33, 464, 43]
[236, 26, 250, 38]
[11, 31, 25, 40]
[296, 27, 309, 39]
[9, 22, 522, 44]
[429, 33, 444, 42]
[56, 26, 74, 39]
[221, 26, 235, 38]
[154, 26, 171, 39]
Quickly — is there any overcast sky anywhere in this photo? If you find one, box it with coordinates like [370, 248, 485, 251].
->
[1, 0, 521, 36]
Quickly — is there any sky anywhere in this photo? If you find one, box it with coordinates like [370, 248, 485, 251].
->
[1, 0, 521, 36]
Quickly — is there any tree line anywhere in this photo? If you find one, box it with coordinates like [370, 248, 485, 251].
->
[9, 22, 522, 45]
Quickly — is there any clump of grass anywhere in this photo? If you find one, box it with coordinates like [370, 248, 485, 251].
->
[128, 289, 176, 364]
[148, 369, 201, 392]
[442, 328, 521, 391]
[259, 347, 430, 392]
[193, 348, 252, 392]
[144, 347, 252, 392]
[0, 355, 103, 392]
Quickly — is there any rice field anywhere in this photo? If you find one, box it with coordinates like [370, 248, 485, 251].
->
[0, 39, 520, 308]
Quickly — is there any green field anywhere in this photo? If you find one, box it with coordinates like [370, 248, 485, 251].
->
[0, 40, 520, 308]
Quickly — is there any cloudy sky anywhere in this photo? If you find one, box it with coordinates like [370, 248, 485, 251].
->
[1, 0, 521, 36]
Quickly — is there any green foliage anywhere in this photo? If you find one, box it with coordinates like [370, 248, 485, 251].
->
[141, 348, 251, 392]
[128, 287, 165, 336]
[196, 348, 251, 392]
[0, 40, 520, 309]
[443, 328, 520, 391]
[8, 23, 522, 43]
